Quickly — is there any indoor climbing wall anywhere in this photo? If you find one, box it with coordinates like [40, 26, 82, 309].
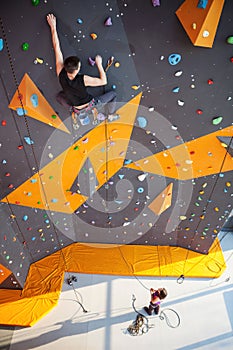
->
[0, 0, 233, 295]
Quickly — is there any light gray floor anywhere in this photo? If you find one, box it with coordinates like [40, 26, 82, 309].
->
[1, 231, 233, 350]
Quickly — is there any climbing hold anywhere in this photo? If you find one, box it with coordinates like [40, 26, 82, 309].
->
[137, 187, 144, 193]
[226, 36, 233, 45]
[124, 159, 132, 165]
[5, 172, 10, 177]
[73, 145, 79, 150]
[16, 108, 28, 116]
[214, 207, 219, 212]
[226, 181, 231, 187]
[32, 0, 40, 5]
[192, 23, 197, 30]
[22, 215, 28, 221]
[22, 42, 29, 51]
[152, 0, 160, 6]
[51, 198, 58, 203]
[90, 33, 97, 40]
[30, 179, 37, 183]
[118, 174, 124, 179]
[2, 160, 7, 164]
[180, 215, 187, 220]
[197, 0, 208, 9]
[230, 57, 233, 63]
[137, 173, 148, 182]
[177, 100, 184, 106]
[131, 85, 140, 90]
[112, 84, 116, 90]
[24, 136, 34, 145]
[212, 116, 223, 125]
[88, 57, 95, 66]
[30, 94, 38, 107]
[34, 57, 43, 64]
[104, 17, 112, 26]
[148, 106, 155, 112]
[168, 53, 181, 65]
[1, 120, 6, 126]
[77, 18, 83, 24]
[17, 145, 23, 150]
[48, 153, 53, 159]
[172, 87, 180, 93]
[196, 109, 203, 115]
[202, 30, 209, 38]
[202, 182, 207, 188]
[137, 116, 147, 128]
[51, 115, 57, 119]
[0, 38, 3, 51]
[207, 79, 214, 85]
[123, 222, 130, 227]
[114, 61, 120, 68]
[174, 70, 183, 77]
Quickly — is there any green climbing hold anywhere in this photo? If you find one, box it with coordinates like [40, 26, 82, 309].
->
[226, 36, 233, 44]
[32, 0, 40, 5]
[22, 42, 29, 51]
[73, 145, 79, 150]
[212, 116, 223, 125]
[51, 115, 57, 119]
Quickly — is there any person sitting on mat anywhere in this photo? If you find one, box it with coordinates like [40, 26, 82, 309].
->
[47, 13, 118, 127]
[144, 287, 167, 316]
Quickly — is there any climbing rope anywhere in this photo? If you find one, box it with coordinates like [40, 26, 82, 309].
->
[0, 18, 86, 308]
[127, 294, 151, 336]
[128, 294, 180, 336]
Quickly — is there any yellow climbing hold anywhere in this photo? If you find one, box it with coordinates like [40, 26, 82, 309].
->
[90, 33, 97, 40]
[131, 85, 140, 90]
[114, 61, 120, 68]
[226, 182, 231, 187]
[179, 215, 187, 220]
[214, 207, 219, 212]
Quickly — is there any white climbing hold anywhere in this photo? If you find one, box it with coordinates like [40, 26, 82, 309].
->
[137, 173, 148, 181]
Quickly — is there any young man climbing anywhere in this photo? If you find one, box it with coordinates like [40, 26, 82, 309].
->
[47, 13, 118, 128]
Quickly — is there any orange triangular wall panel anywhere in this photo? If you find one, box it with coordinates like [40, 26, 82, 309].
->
[176, 0, 225, 48]
[8, 73, 70, 134]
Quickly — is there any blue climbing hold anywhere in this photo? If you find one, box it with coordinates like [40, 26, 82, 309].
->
[137, 187, 144, 193]
[124, 159, 132, 165]
[23, 215, 28, 221]
[168, 53, 181, 66]
[24, 136, 34, 145]
[137, 116, 147, 128]
[30, 94, 38, 107]
[197, 0, 208, 9]
[0, 38, 3, 51]
[77, 18, 83, 24]
[16, 108, 28, 116]
[172, 87, 180, 93]
[118, 174, 125, 179]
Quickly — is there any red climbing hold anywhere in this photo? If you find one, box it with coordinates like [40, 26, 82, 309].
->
[207, 79, 214, 85]
[18, 145, 23, 149]
[230, 57, 233, 63]
[5, 172, 10, 177]
[196, 109, 203, 115]
[1, 120, 6, 126]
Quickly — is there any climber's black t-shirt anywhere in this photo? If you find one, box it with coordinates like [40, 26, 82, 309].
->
[59, 68, 93, 106]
